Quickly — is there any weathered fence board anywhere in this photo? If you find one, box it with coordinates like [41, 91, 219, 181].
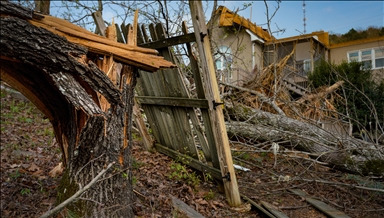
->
[135, 23, 203, 158]
[181, 21, 218, 167]
[124, 11, 240, 205]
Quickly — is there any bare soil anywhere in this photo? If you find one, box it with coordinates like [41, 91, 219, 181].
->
[1, 88, 383, 217]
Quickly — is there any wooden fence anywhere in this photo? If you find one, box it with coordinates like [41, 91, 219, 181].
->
[93, 3, 241, 206]
[120, 21, 223, 180]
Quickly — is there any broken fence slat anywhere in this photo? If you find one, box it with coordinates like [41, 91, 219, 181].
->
[289, 189, 351, 218]
[92, 11, 106, 37]
[240, 194, 276, 218]
[260, 201, 290, 218]
[171, 195, 205, 218]
[114, 23, 125, 43]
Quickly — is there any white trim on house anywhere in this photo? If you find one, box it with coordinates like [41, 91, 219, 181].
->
[246, 29, 265, 69]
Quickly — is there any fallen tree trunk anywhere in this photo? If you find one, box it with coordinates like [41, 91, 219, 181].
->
[225, 102, 384, 176]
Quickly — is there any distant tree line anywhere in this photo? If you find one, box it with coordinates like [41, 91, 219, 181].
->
[329, 26, 384, 44]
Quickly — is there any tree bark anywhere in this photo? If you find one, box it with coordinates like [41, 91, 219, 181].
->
[225, 102, 384, 176]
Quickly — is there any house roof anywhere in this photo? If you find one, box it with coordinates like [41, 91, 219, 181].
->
[265, 31, 330, 47]
[329, 36, 384, 49]
[213, 6, 273, 42]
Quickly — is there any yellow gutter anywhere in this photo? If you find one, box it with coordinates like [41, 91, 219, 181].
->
[266, 31, 330, 47]
[330, 36, 384, 49]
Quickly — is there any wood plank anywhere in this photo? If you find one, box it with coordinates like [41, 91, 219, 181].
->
[139, 33, 196, 49]
[261, 201, 289, 218]
[92, 11, 106, 37]
[155, 144, 222, 180]
[114, 23, 125, 43]
[135, 67, 167, 149]
[305, 198, 350, 218]
[120, 23, 128, 42]
[137, 23, 145, 44]
[135, 96, 208, 108]
[171, 195, 205, 218]
[148, 23, 158, 42]
[126, 24, 133, 45]
[140, 25, 179, 151]
[189, 0, 241, 207]
[123, 12, 153, 151]
[132, 10, 139, 46]
[182, 21, 218, 167]
[136, 72, 167, 147]
[141, 24, 150, 43]
[28, 19, 174, 72]
[240, 194, 276, 218]
[137, 73, 172, 147]
[29, 15, 158, 55]
[153, 23, 198, 157]
[289, 189, 351, 218]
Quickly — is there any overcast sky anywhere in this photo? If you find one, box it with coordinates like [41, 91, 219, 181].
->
[216, 1, 383, 38]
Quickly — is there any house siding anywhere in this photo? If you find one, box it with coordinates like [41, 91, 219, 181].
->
[330, 40, 384, 83]
[296, 42, 311, 61]
[211, 25, 263, 85]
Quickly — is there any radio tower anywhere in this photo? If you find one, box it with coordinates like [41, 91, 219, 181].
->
[303, 0, 307, 34]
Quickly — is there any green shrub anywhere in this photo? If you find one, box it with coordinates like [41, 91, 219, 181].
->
[308, 60, 384, 134]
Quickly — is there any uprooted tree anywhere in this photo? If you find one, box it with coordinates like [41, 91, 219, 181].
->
[0, 1, 174, 217]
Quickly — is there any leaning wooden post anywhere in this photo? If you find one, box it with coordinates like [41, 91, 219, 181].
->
[188, 0, 241, 206]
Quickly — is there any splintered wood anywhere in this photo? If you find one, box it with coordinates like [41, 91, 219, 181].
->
[28, 14, 175, 72]
[232, 48, 342, 122]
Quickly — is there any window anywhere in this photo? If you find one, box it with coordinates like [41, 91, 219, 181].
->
[215, 46, 232, 79]
[375, 48, 384, 68]
[215, 46, 232, 71]
[348, 52, 359, 62]
[303, 59, 312, 73]
[361, 50, 372, 68]
[347, 47, 384, 69]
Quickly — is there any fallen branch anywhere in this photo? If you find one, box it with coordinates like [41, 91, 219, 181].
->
[39, 162, 115, 218]
[220, 81, 286, 116]
[297, 81, 344, 104]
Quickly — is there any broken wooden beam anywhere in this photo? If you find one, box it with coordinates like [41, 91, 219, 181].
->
[240, 194, 276, 218]
[22, 15, 174, 72]
[260, 201, 289, 218]
[171, 195, 205, 218]
[289, 189, 351, 218]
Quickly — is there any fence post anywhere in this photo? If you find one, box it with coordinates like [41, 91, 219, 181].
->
[188, 0, 241, 207]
